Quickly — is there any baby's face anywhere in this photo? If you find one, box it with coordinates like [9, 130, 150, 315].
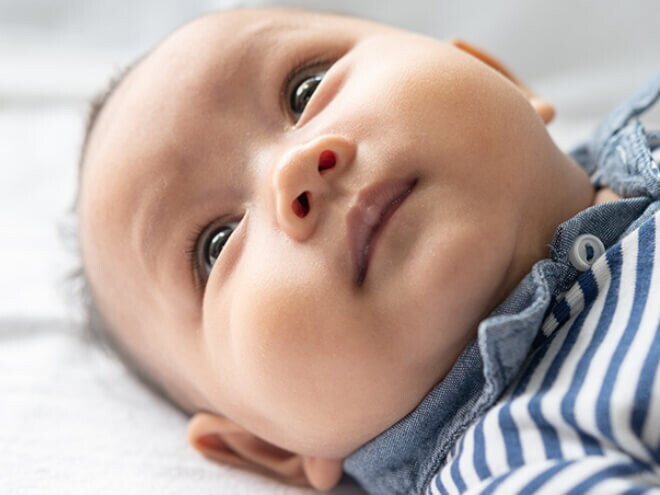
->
[80, 8, 557, 458]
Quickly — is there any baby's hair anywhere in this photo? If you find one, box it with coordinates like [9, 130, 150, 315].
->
[68, 54, 191, 417]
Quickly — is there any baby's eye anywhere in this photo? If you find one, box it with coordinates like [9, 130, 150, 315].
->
[287, 68, 327, 121]
[197, 220, 240, 279]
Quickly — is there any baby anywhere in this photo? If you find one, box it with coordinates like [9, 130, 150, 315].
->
[76, 7, 660, 494]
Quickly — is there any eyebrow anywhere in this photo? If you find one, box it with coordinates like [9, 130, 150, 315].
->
[135, 151, 245, 294]
[134, 171, 180, 288]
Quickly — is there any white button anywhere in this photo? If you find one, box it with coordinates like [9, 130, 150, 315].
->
[568, 234, 606, 271]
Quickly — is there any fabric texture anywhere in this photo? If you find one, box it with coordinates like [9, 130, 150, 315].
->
[344, 74, 660, 495]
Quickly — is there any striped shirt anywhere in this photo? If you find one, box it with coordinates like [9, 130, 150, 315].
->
[429, 210, 660, 494]
[344, 75, 660, 495]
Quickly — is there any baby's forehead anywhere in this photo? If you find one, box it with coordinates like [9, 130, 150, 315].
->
[86, 8, 385, 170]
[152, 8, 364, 63]
[130, 7, 390, 86]
[85, 11, 285, 168]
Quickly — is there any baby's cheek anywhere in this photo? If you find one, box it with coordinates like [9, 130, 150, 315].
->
[229, 240, 354, 370]
[231, 273, 327, 389]
[229, 271, 385, 414]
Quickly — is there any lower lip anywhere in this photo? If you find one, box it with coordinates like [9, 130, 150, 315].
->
[358, 179, 416, 285]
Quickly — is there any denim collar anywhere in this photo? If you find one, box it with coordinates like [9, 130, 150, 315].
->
[343, 74, 660, 495]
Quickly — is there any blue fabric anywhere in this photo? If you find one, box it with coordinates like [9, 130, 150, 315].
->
[343, 74, 660, 495]
[428, 210, 659, 494]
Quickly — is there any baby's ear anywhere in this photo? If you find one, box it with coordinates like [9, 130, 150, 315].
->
[449, 38, 555, 124]
[187, 412, 344, 492]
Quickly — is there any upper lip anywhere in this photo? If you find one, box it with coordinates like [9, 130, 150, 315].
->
[346, 177, 417, 286]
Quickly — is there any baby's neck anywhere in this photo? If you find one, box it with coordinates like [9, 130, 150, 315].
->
[593, 186, 622, 205]
[492, 152, 595, 317]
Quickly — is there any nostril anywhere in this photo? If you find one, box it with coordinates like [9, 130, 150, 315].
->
[292, 191, 311, 218]
[318, 150, 336, 173]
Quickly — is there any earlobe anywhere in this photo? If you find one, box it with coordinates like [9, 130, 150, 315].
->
[187, 412, 344, 491]
[529, 96, 555, 124]
[302, 456, 345, 491]
[449, 38, 555, 124]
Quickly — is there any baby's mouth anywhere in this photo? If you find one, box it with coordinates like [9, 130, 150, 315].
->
[346, 178, 417, 286]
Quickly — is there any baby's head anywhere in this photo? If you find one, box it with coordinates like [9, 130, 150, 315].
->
[77, 7, 593, 490]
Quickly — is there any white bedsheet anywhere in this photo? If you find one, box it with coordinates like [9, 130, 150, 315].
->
[1, 0, 658, 493]
[0, 319, 363, 494]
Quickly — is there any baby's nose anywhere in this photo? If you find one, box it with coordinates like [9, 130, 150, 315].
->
[273, 136, 355, 242]
[289, 150, 336, 218]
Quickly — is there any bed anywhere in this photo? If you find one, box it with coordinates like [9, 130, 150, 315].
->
[1, 0, 658, 493]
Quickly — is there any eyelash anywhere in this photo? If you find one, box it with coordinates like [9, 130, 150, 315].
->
[187, 55, 337, 290]
[185, 221, 208, 291]
[281, 55, 335, 121]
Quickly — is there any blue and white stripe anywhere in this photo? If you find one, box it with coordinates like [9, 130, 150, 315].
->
[428, 211, 660, 494]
